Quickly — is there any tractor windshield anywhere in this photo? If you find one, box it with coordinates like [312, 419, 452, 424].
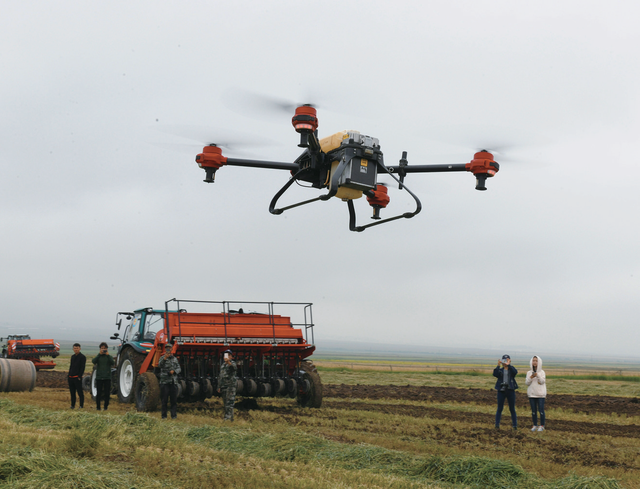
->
[142, 313, 163, 342]
[123, 314, 141, 343]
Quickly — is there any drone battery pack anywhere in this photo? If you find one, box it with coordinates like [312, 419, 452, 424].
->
[323, 130, 379, 195]
[337, 149, 377, 191]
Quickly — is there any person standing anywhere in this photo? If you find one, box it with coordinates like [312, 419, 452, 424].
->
[159, 343, 181, 419]
[68, 343, 86, 409]
[92, 342, 114, 411]
[526, 355, 547, 432]
[493, 354, 519, 430]
[217, 349, 237, 421]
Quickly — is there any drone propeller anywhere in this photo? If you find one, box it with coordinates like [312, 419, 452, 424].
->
[150, 124, 276, 154]
[423, 123, 555, 166]
[222, 88, 319, 118]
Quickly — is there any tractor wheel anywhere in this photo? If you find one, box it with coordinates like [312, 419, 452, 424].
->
[81, 375, 91, 392]
[202, 379, 214, 399]
[90, 369, 98, 400]
[135, 372, 160, 412]
[116, 348, 144, 403]
[296, 361, 322, 408]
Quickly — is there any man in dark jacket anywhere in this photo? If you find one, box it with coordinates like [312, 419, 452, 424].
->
[68, 343, 86, 409]
[92, 342, 115, 411]
[493, 354, 518, 430]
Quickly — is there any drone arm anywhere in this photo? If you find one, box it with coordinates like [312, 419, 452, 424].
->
[385, 163, 469, 174]
[225, 158, 298, 171]
[197, 145, 298, 183]
[386, 151, 500, 191]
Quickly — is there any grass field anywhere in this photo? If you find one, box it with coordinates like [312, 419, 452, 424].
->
[2, 356, 639, 489]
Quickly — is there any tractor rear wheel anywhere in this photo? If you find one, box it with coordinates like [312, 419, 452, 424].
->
[117, 348, 144, 403]
[135, 372, 160, 412]
[296, 361, 322, 408]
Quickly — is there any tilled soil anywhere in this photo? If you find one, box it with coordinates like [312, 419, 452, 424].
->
[37, 371, 76, 389]
[37, 372, 640, 417]
[319, 400, 640, 438]
[324, 384, 640, 417]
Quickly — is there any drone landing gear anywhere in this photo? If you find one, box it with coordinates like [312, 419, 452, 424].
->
[348, 163, 422, 232]
[269, 156, 422, 232]
[268, 156, 352, 215]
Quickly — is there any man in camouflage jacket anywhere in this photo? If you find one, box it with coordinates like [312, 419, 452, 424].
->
[159, 343, 181, 419]
[217, 349, 237, 421]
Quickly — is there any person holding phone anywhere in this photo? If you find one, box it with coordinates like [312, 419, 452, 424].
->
[493, 354, 519, 430]
[525, 355, 546, 432]
[92, 342, 115, 411]
[159, 343, 181, 419]
[217, 349, 237, 421]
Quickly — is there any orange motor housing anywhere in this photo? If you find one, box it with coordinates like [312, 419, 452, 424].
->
[366, 185, 390, 208]
[195, 145, 228, 170]
[466, 151, 498, 176]
[292, 105, 318, 133]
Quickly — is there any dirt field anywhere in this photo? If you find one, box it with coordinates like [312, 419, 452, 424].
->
[38, 371, 640, 438]
[26, 370, 640, 485]
[324, 383, 640, 417]
[38, 371, 640, 416]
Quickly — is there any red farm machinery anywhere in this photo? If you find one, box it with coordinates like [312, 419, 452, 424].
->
[0, 334, 60, 370]
[96, 299, 321, 412]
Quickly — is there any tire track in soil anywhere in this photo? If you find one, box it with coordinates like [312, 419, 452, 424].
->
[320, 400, 640, 438]
[324, 384, 640, 417]
[253, 402, 637, 470]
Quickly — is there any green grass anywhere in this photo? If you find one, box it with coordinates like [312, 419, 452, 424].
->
[0, 398, 626, 489]
[551, 374, 640, 382]
[317, 366, 487, 376]
[317, 366, 640, 382]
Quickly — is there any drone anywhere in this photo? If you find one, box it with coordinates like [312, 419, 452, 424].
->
[195, 105, 499, 232]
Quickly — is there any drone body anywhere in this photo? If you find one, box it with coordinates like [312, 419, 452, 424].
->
[196, 105, 499, 232]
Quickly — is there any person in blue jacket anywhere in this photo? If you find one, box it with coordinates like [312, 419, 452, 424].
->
[493, 354, 518, 430]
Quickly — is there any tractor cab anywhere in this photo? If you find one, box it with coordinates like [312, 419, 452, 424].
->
[112, 308, 164, 356]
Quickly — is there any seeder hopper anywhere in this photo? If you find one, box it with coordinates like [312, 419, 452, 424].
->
[1, 334, 60, 370]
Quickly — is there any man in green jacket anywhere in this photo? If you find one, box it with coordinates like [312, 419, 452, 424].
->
[92, 342, 115, 411]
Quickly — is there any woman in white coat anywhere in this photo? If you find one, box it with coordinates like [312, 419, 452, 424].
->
[525, 355, 546, 431]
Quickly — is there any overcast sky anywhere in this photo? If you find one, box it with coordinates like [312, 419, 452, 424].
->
[1, 1, 639, 357]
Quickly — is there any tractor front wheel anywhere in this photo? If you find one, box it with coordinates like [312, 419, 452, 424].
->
[117, 348, 144, 403]
[90, 369, 98, 400]
[135, 372, 160, 412]
[296, 361, 322, 408]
